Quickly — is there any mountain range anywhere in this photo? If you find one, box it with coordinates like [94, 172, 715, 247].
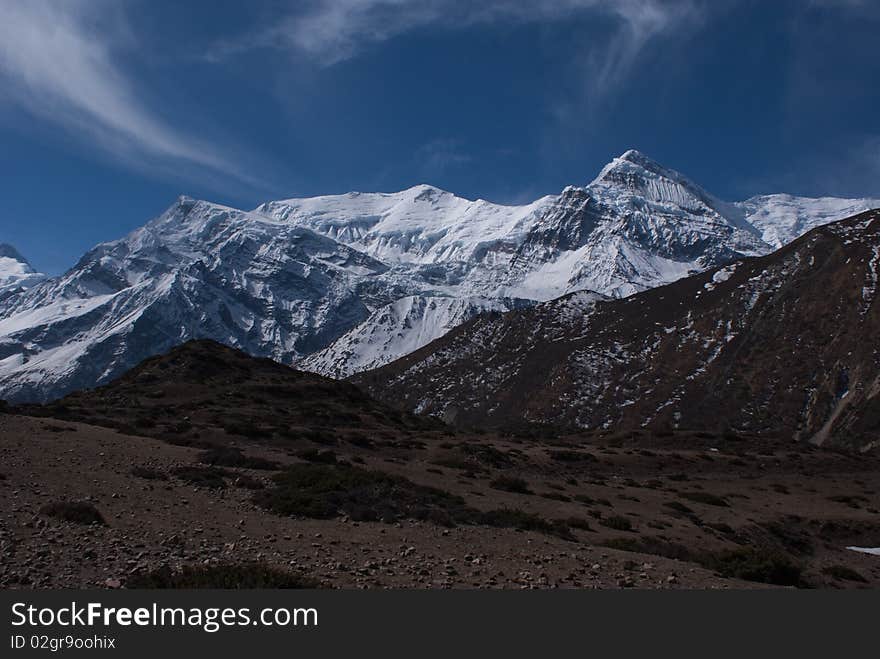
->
[357, 210, 880, 449]
[1, 150, 878, 402]
[0, 243, 46, 296]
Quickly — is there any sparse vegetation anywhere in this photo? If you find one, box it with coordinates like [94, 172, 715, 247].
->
[255, 463, 473, 526]
[822, 565, 867, 583]
[703, 548, 803, 587]
[601, 537, 803, 587]
[127, 564, 319, 589]
[221, 422, 273, 440]
[40, 501, 106, 526]
[174, 465, 230, 489]
[540, 492, 571, 502]
[231, 474, 265, 490]
[562, 517, 595, 532]
[479, 508, 574, 541]
[827, 494, 868, 509]
[256, 463, 581, 541]
[548, 450, 597, 463]
[130, 466, 168, 481]
[600, 515, 634, 532]
[431, 456, 476, 471]
[459, 443, 514, 468]
[295, 448, 339, 464]
[680, 491, 729, 507]
[601, 536, 694, 562]
[663, 500, 694, 514]
[198, 446, 279, 470]
[490, 476, 532, 494]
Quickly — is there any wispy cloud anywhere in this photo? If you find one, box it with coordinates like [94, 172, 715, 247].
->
[808, 0, 878, 9]
[415, 138, 473, 181]
[0, 0, 256, 187]
[211, 1, 703, 94]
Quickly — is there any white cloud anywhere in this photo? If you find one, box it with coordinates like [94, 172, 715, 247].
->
[212, 1, 703, 93]
[415, 138, 473, 180]
[0, 0, 252, 185]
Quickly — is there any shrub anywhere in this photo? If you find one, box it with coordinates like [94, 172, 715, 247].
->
[490, 476, 532, 495]
[255, 463, 472, 526]
[295, 448, 339, 465]
[704, 548, 803, 586]
[40, 501, 106, 526]
[174, 466, 230, 489]
[562, 517, 595, 532]
[663, 501, 694, 514]
[346, 434, 374, 449]
[822, 565, 867, 583]
[460, 443, 513, 468]
[601, 536, 694, 562]
[198, 447, 279, 470]
[540, 492, 571, 502]
[130, 466, 168, 481]
[222, 423, 272, 440]
[680, 491, 729, 507]
[600, 515, 634, 532]
[479, 508, 574, 541]
[232, 474, 265, 490]
[827, 495, 866, 509]
[548, 450, 597, 463]
[431, 456, 475, 471]
[257, 464, 578, 541]
[127, 564, 318, 589]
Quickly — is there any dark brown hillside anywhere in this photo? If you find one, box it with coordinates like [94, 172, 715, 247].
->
[356, 210, 880, 448]
[12, 339, 440, 448]
[4, 337, 880, 590]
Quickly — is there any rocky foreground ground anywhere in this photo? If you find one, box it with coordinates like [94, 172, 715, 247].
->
[2, 412, 878, 589]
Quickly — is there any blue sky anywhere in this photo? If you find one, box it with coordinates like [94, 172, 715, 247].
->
[1, 0, 879, 274]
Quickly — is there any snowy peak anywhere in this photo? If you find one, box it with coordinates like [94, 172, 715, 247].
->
[593, 149, 726, 214]
[596, 148, 679, 180]
[358, 210, 880, 448]
[0, 196, 392, 402]
[0, 243, 45, 294]
[736, 194, 880, 249]
[2, 150, 879, 402]
[0, 243, 31, 264]
[256, 185, 554, 269]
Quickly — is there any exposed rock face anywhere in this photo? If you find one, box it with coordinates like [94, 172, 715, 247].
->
[357, 210, 880, 449]
[1, 150, 876, 402]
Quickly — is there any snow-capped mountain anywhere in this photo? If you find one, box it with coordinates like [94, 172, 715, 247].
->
[257, 150, 769, 300]
[0, 244, 46, 295]
[356, 210, 880, 449]
[504, 150, 769, 298]
[0, 197, 388, 402]
[735, 194, 880, 248]
[300, 295, 532, 378]
[0, 150, 876, 402]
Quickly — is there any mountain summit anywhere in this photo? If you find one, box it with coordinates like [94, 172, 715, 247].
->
[357, 210, 880, 448]
[0, 243, 45, 295]
[0, 151, 878, 402]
